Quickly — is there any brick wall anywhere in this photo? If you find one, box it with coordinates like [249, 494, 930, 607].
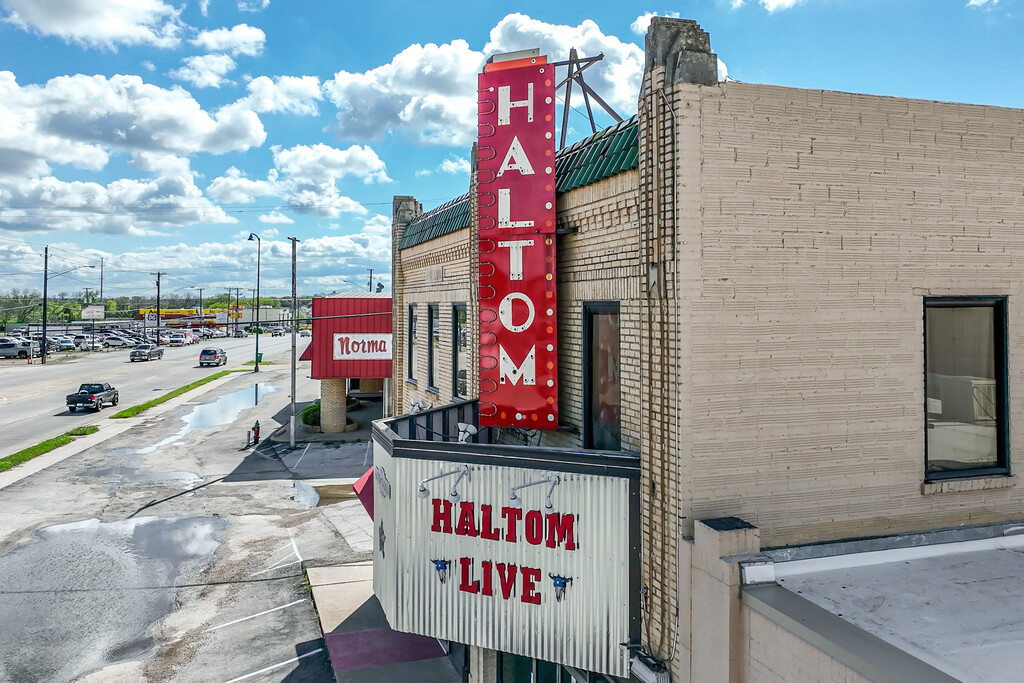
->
[686, 81, 1024, 547]
[744, 609, 870, 683]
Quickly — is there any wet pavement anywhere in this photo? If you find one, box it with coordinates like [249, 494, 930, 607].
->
[0, 516, 225, 682]
[0, 366, 358, 682]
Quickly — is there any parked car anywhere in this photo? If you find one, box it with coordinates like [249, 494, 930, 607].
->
[130, 344, 164, 361]
[199, 348, 227, 367]
[299, 329, 311, 337]
[233, 329, 249, 338]
[212, 329, 228, 338]
[168, 334, 186, 347]
[103, 336, 131, 348]
[57, 340, 76, 352]
[66, 383, 118, 412]
[0, 341, 39, 359]
[81, 339, 104, 351]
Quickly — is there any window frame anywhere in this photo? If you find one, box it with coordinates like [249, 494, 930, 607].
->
[452, 303, 469, 399]
[427, 303, 439, 392]
[406, 303, 417, 384]
[923, 296, 1010, 481]
[582, 301, 621, 451]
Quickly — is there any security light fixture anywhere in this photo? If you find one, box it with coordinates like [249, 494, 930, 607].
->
[457, 422, 478, 444]
[409, 397, 431, 414]
[508, 475, 560, 511]
[417, 464, 469, 503]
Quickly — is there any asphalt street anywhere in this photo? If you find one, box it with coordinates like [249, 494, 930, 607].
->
[0, 334, 302, 458]
[0, 354, 373, 682]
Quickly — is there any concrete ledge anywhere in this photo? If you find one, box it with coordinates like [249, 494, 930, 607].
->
[742, 584, 959, 683]
[921, 475, 1017, 495]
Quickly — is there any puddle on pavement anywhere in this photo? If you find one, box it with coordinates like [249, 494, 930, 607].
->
[76, 464, 203, 491]
[81, 384, 277, 487]
[123, 383, 277, 456]
[314, 484, 357, 506]
[0, 516, 226, 681]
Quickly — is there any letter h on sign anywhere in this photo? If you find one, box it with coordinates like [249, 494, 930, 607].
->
[477, 53, 559, 429]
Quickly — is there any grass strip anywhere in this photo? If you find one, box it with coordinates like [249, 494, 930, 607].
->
[0, 426, 99, 473]
[109, 369, 243, 419]
[242, 360, 272, 365]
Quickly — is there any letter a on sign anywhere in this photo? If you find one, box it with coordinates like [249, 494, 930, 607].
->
[477, 52, 558, 429]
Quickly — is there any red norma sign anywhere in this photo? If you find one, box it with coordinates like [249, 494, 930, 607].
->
[477, 52, 558, 429]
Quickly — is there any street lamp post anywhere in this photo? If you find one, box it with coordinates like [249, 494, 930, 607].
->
[287, 236, 300, 449]
[248, 232, 261, 373]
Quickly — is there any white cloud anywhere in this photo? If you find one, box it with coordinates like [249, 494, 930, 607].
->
[630, 12, 679, 34]
[237, 0, 269, 12]
[0, 71, 266, 177]
[0, 157, 234, 235]
[759, 0, 802, 10]
[718, 58, 729, 81]
[191, 24, 265, 56]
[0, 0, 183, 49]
[234, 75, 322, 115]
[208, 144, 389, 218]
[323, 38, 481, 146]
[416, 155, 471, 177]
[324, 14, 642, 148]
[258, 211, 293, 224]
[200, 0, 211, 16]
[206, 166, 279, 203]
[142, 60, 156, 71]
[438, 157, 470, 174]
[257, 227, 279, 237]
[272, 143, 391, 185]
[967, 0, 998, 6]
[170, 53, 237, 88]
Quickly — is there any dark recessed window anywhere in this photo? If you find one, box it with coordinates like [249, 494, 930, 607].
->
[453, 303, 468, 399]
[583, 302, 620, 451]
[427, 303, 439, 390]
[925, 297, 1008, 479]
[407, 304, 417, 382]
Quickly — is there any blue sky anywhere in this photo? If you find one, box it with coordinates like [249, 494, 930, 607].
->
[0, 0, 1020, 301]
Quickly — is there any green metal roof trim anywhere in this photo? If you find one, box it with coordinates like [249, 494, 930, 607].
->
[554, 114, 638, 194]
[398, 192, 471, 250]
[400, 114, 638, 250]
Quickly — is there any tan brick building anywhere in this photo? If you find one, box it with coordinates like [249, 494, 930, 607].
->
[372, 17, 1024, 683]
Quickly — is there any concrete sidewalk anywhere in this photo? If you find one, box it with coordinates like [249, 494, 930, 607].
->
[307, 562, 462, 682]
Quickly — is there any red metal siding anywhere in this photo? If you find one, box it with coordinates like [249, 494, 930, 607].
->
[311, 296, 393, 379]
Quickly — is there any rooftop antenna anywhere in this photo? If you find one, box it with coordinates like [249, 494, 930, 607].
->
[551, 48, 623, 149]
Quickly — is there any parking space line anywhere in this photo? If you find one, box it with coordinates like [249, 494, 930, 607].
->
[292, 443, 311, 469]
[205, 599, 305, 633]
[222, 648, 325, 683]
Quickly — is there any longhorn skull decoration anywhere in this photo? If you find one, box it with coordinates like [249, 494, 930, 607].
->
[431, 559, 451, 584]
[549, 574, 573, 602]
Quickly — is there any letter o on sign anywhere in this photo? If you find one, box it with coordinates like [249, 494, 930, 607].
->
[498, 292, 535, 333]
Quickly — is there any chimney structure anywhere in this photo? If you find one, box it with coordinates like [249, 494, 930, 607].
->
[644, 17, 718, 88]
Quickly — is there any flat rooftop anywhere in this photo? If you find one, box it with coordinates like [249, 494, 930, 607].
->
[769, 529, 1024, 682]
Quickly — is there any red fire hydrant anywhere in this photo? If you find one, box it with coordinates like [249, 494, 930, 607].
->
[252, 420, 261, 444]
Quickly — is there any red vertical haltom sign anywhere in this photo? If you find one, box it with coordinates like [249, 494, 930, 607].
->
[477, 52, 558, 429]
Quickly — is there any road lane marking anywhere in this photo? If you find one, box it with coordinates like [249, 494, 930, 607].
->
[205, 599, 305, 633]
[222, 648, 325, 683]
[290, 536, 303, 563]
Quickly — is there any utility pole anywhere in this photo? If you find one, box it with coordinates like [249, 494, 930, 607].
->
[288, 236, 300, 449]
[83, 287, 93, 304]
[151, 272, 165, 333]
[368, 268, 373, 292]
[193, 287, 204, 331]
[100, 258, 104, 301]
[41, 246, 49, 364]
[227, 287, 243, 335]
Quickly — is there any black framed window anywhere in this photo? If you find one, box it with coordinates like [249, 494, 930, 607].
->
[924, 297, 1008, 479]
[583, 302, 621, 450]
[453, 303, 468, 398]
[427, 303, 439, 390]
[407, 304, 417, 382]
